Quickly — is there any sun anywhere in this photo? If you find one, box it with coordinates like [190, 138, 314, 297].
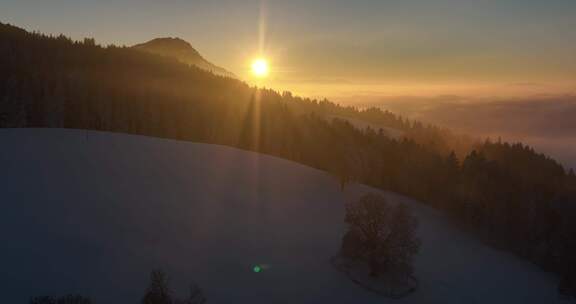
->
[251, 58, 269, 78]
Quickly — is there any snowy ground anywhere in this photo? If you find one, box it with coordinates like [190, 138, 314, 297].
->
[0, 129, 568, 303]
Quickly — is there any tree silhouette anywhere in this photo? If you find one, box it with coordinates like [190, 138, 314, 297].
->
[343, 194, 420, 277]
[30, 295, 92, 304]
[142, 270, 172, 304]
[141, 270, 207, 304]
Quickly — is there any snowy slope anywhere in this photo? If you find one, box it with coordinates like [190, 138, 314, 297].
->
[0, 129, 567, 303]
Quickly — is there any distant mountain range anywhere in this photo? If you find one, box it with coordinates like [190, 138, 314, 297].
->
[133, 37, 236, 78]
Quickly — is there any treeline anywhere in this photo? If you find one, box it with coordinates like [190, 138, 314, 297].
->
[30, 269, 206, 304]
[1, 22, 576, 296]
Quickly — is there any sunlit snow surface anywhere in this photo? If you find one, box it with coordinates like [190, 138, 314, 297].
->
[0, 129, 567, 303]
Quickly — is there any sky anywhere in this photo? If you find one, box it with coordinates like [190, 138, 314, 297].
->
[2, 0, 575, 99]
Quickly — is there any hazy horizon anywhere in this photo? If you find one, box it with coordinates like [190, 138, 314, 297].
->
[335, 94, 576, 170]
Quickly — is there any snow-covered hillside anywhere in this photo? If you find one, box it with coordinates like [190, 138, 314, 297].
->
[0, 129, 567, 303]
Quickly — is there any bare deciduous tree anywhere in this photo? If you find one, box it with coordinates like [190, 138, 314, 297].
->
[343, 193, 420, 277]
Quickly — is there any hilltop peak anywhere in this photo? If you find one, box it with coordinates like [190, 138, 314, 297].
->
[133, 37, 235, 78]
[135, 37, 199, 54]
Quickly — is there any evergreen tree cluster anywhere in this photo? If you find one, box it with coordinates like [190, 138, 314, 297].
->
[2, 22, 576, 296]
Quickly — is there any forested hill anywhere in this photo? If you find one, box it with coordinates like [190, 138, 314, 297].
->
[1, 21, 576, 296]
[133, 37, 236, 78]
